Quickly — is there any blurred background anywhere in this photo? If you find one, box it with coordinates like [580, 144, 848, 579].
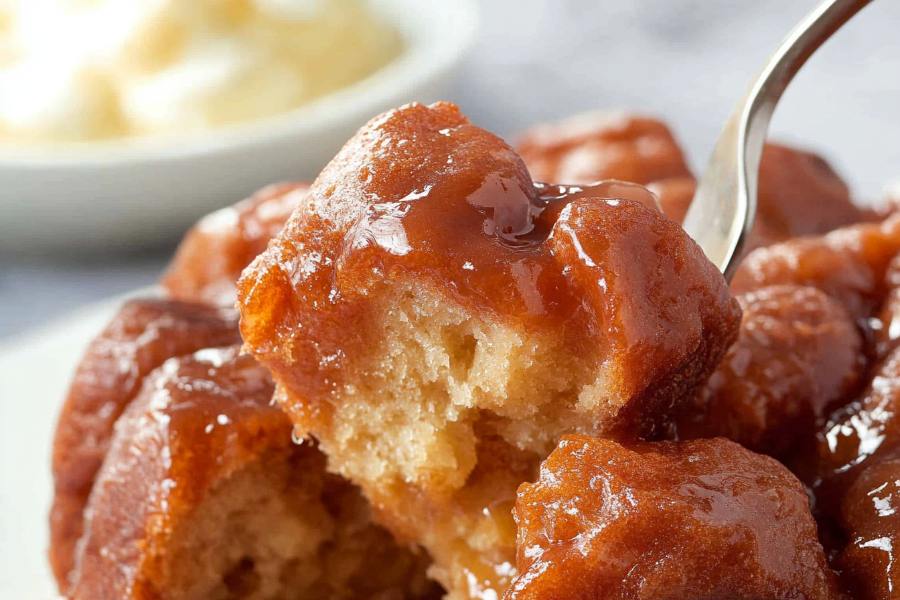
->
[2, 0, 899, 338]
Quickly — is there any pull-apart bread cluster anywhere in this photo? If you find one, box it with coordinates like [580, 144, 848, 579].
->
[53, 100, 886, 599]
[237, 101, 741, 597]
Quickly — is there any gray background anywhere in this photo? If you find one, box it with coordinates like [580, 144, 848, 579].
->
[3, 0, 899, 338]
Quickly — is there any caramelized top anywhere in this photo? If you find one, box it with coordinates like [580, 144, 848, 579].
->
[507, 435, 841, 600]
[163, 182, 309, 306]
[67, 346, 289, 599]
[516, 112, 692, 186]
[49, 298, 239, 588]
[677, 284, 863, 458]
[516, 113, 862, 252]
[835, 449, 900, 599]
[238, 102, 738, 433]
[733, 214, 900, 320]
[754, 144, 861, 246]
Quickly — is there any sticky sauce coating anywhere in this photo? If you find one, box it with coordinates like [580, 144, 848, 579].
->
[239, 102, 739, 436]
[49, 298, 240, 586]
[835, 450, 900, 600]
[677, 284, 864, 458]
[67, 346, 438, 600]
[516, 112, 863, 253]
[721, 211, 900, 596]
[163, 182, 309, 306]
[507, 435, 842, 600]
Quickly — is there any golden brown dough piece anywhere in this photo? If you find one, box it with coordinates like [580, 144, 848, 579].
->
[733, 213, 900, 319]
[833, 449, 900, 600]
[50, 299, 240, 586]
[516, 112, 863, 251]
[676, 284, 863, 458]
[714, 215, 900, 471]
[817, 347, 900, 498]
[516, 112, 692, 186]
[728, 216, 900, 594]
[516, 112, 697, 224]
[238, 102, 740, 597]
[67, 346, 437, 600]
[162, 182, 309, 306]
[506, 435, 842, 600]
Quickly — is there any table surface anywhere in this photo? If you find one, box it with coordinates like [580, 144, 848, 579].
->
[3, 0, 899, 339]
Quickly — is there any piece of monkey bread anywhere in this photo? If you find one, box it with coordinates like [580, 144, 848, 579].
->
[516, 111, 863, 251]
[49, 299, 241, 585]
[506, 435, 842, 599]
[676, 284, 863, 459]
[832, 448, 900, 600]
[732, 212, 900, 320]
[238, 102, 740, 597]
[162, 182, 309, 306]
[66, 345, 437, 600]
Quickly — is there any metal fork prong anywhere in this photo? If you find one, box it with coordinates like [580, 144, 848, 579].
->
[683, 0, 873, 280]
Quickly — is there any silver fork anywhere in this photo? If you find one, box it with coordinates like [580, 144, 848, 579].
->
[683, 0, 873, 280]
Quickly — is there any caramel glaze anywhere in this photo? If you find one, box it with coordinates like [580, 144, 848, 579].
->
[238, 101, 739, 438]
[49, 298, 239, 589]
[834, 449, 900, 599]
[516, 113, 863, 253]
[732, 214, 900, 320]
[506, 435, 842, 599]
[675, 285, 864, 459]
[67, 346, 282, 598]
[816, 343, 900, 508]
[721, 213, 900, 595]
[68, 345, 436, 599]
[163, 182, 309, 306]
[516, 112, 692, 187]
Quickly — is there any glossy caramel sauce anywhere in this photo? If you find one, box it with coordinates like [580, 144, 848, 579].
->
[723, 211, 900, 595]
[676, 284, 864, 458]
[163, 182, 309, 306]
[68, 346, 285, 598]
[507, 435, 842, 599]
[817, 346, 900, 500]
[238, 102, 739, 434]
[516, 113, 863, 254]
[835, 449, 900, 599]
[50, 298, 239, 586]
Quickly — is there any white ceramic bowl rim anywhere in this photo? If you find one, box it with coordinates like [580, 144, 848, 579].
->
[0, 0, 479, 168]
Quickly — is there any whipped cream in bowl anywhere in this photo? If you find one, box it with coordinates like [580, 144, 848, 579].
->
[0, 0, 477, 252]
[0, 0, 402, 143]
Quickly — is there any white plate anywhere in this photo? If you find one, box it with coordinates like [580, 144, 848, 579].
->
[0, 292, 146, 598]
[0, 0, 478, 253]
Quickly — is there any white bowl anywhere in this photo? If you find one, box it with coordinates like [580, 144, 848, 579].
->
[0, 0, 478, 254]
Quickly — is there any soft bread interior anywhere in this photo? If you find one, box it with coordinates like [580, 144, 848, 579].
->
[324, 285, 614, 495]
[153, 449, 435, 599]
[301, 285, 623, 597]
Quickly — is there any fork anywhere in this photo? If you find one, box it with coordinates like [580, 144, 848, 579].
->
[683, 0, 873, 280]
